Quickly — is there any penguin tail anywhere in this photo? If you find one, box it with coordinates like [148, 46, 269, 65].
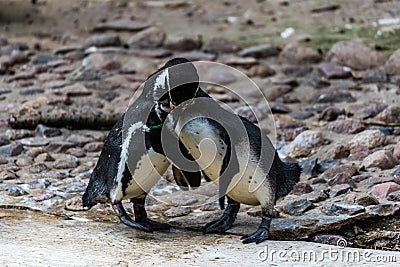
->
[82, 170, 109, 209]
[275, 161, 302, 199]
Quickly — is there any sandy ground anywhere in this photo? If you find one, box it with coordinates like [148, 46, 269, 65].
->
[1, 210, 399, 266]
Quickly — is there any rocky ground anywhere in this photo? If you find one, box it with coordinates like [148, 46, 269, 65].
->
[1, 0, 400, 265]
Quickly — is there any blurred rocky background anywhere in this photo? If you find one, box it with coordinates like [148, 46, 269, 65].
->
[0, 0, 400, 255]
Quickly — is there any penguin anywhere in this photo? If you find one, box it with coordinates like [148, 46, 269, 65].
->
[162, 80, 301, 244]
[82, 58, 203, 232]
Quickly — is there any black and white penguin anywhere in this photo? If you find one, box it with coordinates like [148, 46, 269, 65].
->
[163, 81, 301, 244]
[82, 58, 203, 232]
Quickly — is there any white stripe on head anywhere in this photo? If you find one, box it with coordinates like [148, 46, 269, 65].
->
[152, 68, 171, 100]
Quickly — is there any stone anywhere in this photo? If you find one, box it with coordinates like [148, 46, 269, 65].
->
[61, 181, 87, 193]
[327, 173, 355, 188]
[220, 55, 258, 68]
[361, 103, 388, 119]
[237, 44, 280, 58]
[83, 142, 103, 152]
[69, 68, 108, 81]
[289, 111, 314, 120]
[45, 142, 75, 153]
[35, 124, 62, 138]
[0, 156, 8, 164]
[247, 64, 276, 77]
[32, 54, 58, 65]
[15, 157, 32, 167]
[65, 147, 86, 158]
[28, 179, 51, 189]
[370, 182, 400, 198]
[134, 49, 172, 58]
[348, 145, 371, 161]
[82, 53, 121, 71]
[327, 41, 387, 70]
[343, 192, 379, 206]
[384, 48, 400, 76]
[174, 51, 216, 61]
[323, 202, 365, 215]
[282, 65, 313, 77]
[19, 137, 50, 147]
[281, 198, 315, 215]
[0, 136, 10, 146]
[284, 130, 327, 157]
[278, 43, 322, 65]
[264, 85, 293, 101]
[65, 196, 88, 211]
[393, 143, 400, 160]
[307, 190, 329, 203]
[53, 155, 79, 169]
[291, 182, 313, 195]
[362, 68, 387, 83]
[66, 134, 93, 146]
[311, 90, 355, 103]
[329, 184, 352, 197]
[127, 27, 166, 48]
[362, 150, 398, 169]
[327, 119, 365, 134]
[369, 203, 399, 216]
[392, 166, 400, 177]
[34, 188, 55, 202]
[0, 184, 27, 196]
[374, 105, 400, 124]
[92, 19, 149, 32]
[164, 35, 202, 51]
[326, 144, 350, 160]
[318, 62, 352, 79]
[349, 130, 386, 149]
[321, 164, 358, 179]
[387, 190, 400, 201]
[209, 71, 237, 85]
[29, 163, 49, 174]
[164, 206, 191, 217]
[35, 152, 54, 163]
[84, 34, 122, 48]
[19, 88, 45, 96]
[319, 106, 346, 121]
[203, 37, 241, 54]
[0, 143, 24, 157]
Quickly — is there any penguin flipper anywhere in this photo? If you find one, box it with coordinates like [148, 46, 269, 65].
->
[172, 165, 201, 190]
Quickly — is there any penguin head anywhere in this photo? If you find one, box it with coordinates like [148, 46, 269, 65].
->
[146, 58, 199, 116]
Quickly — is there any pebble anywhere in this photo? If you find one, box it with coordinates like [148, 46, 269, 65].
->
[66, 134, 94, 146]
[362, 68, 387, 83]
[327, 119, 365, 134]
[282, 65, 313, 77]
[92, 19, 149, 32]
[209, 71, 237, 85]
[318, 62, 352, 79]
[66, 147, 86, 158]
[362, 150, 398, 170]
[370, 182, 400, 199]
[237, 44, 280, 58]
[369, 203, 399, 216]
[321, 164, 358, 180]
[284, 130, 327, 157]
[323, 202, 365, 215]
[319, 106, 346, 121]
[360, 103, 388, 119]
[134, 49, 172, 58]
[34, 188, 56, 202]
[348, 145, 371, 161]
[327, 173, 355, 188]
[127, 26, 166, 48]
[281, 198, 315, 215]
[174, 51, 216, 61]
[278, 42, 322, 65]
[45, 142, 75, 153]
[312, 235, 347, 246]
[247, 64, 276, 77]
[0, 143, 24, 157]
[65, 196, 88, 211]
[374, 105, 400, 124]
[329, 184, 352, 197]
[84, 34, 122, 48]
[35, 124, 62, 138]
[28, 179, 51, 189]
[29, 163, 49, 174]
[349, 130, 386, 150]
[343, 192, 379, 207]
[327, 41, 387, 70]
[164, 206, 191, 217]
[164, 35, 202, 51]
[0, 156, 8, 164]
[264, 85, 293, 101]
[384, 48, 400, 76]
[0, 184, 27, 196]
[15, 157, 32, 167]
[83, 142, 103, 152]
[203, 37, 241, 54]
[387, 190, 400, 201]
[326, 144, 350, 160]
[82, 53, 121, 71]
[35, 152, 55, 163]
[0, 136, 10, 146]
[291, 182, 313, 194]
[393, 143, 400, 160]
[311, 89, 355, 103]
[289, 111, 314, 120]
[19, 137, 50, 147]
[53, 155, 79, 169]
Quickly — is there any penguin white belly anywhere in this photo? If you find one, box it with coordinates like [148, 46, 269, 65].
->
[179, 119, 269, 206]
[124, 149, 170, 198]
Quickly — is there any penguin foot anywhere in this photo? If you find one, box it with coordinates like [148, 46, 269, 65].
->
[203, 214, 235, 234]
[240, 216, 271, 244]
[203, 201, 240, 234]
[136, 219, 171, 231]
[240, 228, 269, 244]
[112, 203, 152, 232]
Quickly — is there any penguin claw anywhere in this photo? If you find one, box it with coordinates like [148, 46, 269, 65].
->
[203, 214, 234, 234]
[112, 203, 153, 232]
[137, 219, 171, 231]
[240, 228, 269, 244]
